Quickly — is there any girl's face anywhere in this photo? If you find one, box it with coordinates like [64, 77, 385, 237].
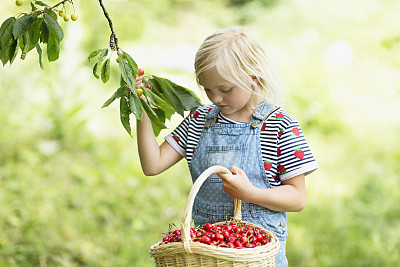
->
[198, 67, 254, 122]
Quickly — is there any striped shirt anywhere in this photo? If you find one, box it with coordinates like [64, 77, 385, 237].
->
[165, 105, 318, 187]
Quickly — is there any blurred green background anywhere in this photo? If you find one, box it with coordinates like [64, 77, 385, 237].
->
[1, 0, 399, 266]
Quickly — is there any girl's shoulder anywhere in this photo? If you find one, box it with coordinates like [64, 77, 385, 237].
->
[189, 104, 215, 119]
[267, 106, 297, 124]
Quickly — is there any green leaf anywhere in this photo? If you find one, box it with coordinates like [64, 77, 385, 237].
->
[29, 18, 43, 50]
[0, 17, 16, 51]
[121, 50, 138, 75]
[140, 98, 167, 133]
[150, 76, 177, 111]
[0, 49, 9, 66]
[8, 38, 19, 65]
[44, 14, 63, 41]
[47, 29, 60, 62]
[152, 109, 166, 136]
[13, 15, 36, 40]
[35, 43, 43, 69]
[129, 93, 143, 121]
[156, 77, 185, 116]
[148, 89, 175, 120]
[101, 58, 111, 83]
[34, 1, 47, 7]
[102, 86, 125, 108]
[92, 62, 100, 79]
[20, 30, 30, 60]
[47, 10, 58, 22]
[40, 21, 49, 43]
[31, 2, 38, 11]
[120, 96, 132, 136]
[97, 48, 108, 63]
[88, 49, 102, 62]
[118, 53, 135, 88]
[163, 78, 201, 110]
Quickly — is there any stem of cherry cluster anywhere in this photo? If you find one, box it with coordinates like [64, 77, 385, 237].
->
[98, 0, 119, 50]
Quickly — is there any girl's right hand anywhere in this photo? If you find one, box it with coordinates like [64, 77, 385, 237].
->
[135, 75, 147, 101]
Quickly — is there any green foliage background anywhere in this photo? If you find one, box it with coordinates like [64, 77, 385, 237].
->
[1, 0, 399, 266]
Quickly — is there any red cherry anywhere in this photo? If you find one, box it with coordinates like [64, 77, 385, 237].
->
[173, 230, 181, 236]
[196, 230, 204, 238]
[215, 225, 222, 232]
[240, 236, 248, 245]
[246, 243, 256, 248]
[138, 68, 144, 76]
[209, 232, 216, 241]
[225, 224, 234, 233]
[201, 235, 211, 245]
[256, 234, 264, 242]
[234, 240, 243, 248]
[215, 233, 224, 242]
[225, 235, 235, 243]
[246, 228, 254, 236]
[145, 84, 152, 89]
[233, 226, 242, 234]
[203, 223, 214, 232]
[227, 242, 235, 248]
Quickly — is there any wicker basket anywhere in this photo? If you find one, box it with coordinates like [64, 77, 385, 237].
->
[149, 165, 280, 266]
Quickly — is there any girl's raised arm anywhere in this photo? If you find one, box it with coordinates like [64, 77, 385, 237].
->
[137, 110, 183, 176]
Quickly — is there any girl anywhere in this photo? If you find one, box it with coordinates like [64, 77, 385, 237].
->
[137, 27, 318, 266]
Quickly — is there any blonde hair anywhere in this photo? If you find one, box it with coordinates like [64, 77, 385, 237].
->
[194, 27, 282, 109]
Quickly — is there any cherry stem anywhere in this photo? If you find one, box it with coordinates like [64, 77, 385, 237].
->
[98, 0, 119, 50]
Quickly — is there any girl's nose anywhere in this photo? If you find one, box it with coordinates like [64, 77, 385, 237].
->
[211, 93, 223, 104]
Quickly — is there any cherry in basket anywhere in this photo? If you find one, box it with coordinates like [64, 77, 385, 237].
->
[158, 222, 271, 249]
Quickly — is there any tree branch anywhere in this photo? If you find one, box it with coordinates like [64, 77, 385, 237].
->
[98, 0, 119, 50]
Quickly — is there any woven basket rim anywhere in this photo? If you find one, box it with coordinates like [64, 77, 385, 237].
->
[150, 219, 280, 261]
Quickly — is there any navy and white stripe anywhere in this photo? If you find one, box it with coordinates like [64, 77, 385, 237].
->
[165, 105, 318, 187]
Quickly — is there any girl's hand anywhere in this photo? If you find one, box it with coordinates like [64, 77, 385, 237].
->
[217, 166, 256, 202]
[135, 75, 147, 101]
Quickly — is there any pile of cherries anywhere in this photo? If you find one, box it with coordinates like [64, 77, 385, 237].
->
[159, 222, 271, 249]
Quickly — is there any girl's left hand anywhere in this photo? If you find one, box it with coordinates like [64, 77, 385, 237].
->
[217, 166, 256, 202]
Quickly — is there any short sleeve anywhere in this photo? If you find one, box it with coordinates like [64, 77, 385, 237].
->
[276, 119, 319, 181]
[165, 115, 191, 157]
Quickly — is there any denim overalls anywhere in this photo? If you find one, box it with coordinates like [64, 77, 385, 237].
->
[189, 103, 288, 267]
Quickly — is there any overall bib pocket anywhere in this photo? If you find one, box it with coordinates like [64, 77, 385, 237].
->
[206, 144, 245, 182]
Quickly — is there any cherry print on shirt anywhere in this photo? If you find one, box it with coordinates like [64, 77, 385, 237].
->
[215, 117, 219, 124]
[193, 111, 200, 119]
[278, 164, 286, 175]
[277, 147, 281, 157]
[263, 160, 272, 171]
[275, 113, 284, 120]
[294, 145, 304, 160]
[261, 122, 267, 131]
[278, 128, 284, 138]
[172, 134, 180, 143]
[291, 127, 300, 137]
[273, 175, 278, 181]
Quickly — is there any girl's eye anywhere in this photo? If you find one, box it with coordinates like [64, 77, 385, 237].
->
[221, 88, 232, 93]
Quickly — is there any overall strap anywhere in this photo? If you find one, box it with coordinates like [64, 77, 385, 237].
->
[250, 102, 276, 128]
[204, 105, 220, 129]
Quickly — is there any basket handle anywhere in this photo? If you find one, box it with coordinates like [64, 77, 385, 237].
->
[181, 165, 242, 253]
